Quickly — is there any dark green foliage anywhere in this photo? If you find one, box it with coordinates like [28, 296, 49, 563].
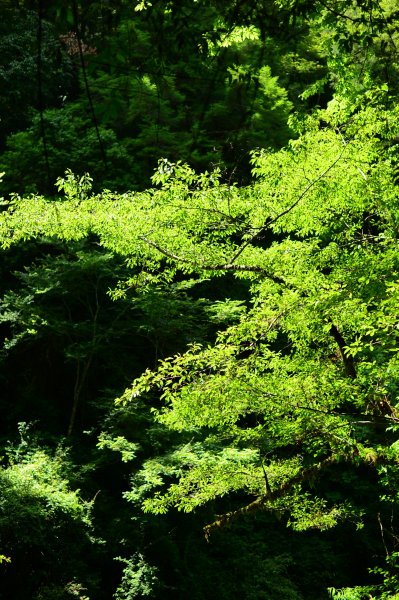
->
[0, 0, 326, 194]
[0, 107, 136, 195]
[0, 7, 75, 149]
[0, 243, 143, 436]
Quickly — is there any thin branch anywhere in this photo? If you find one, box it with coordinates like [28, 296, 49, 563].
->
[337, 130, 367, 180]
[317, 0, 359, 22]
[206, 264, 283, 282]
[67, 284, 100, 436]
[72, 0, 107, 166]
[229, 149, 346, 264]
[260, 460, 272, 494]
[143, 149, 346, 278]
[37, 0, 51, 190]
[140, 235, 190, 264]
[204, 454, 339, 539]
[295, 404, 399, 424]
[139, 235, 285, 282]
[378, 512, 389, 556]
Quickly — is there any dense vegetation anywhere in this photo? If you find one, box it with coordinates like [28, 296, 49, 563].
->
[2, 0, 399, 598]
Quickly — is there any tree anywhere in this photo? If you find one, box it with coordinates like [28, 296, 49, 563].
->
[2, 1, 399, 596]
[1, 93, 399, 542]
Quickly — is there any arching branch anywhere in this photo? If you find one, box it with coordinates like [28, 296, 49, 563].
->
[204, 453, 340, 539]
[229, 149, 346, 264]
[139, 235, 285, 283]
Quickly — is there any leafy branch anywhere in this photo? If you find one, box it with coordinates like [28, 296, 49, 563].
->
[139, 235, 285, 282]
[229, 148, 346, 264]
[204, 452, 347, 539]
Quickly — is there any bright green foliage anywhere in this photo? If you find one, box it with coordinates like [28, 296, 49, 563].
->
[0, 434, 94, 598]
[3, 1, 399, 597]
[328, 588, 368, 599]
[318, 0, 399, 102]
[114, 553, 160, 599]
[1, 95, 399, 545]
[0, 451, 91, 529]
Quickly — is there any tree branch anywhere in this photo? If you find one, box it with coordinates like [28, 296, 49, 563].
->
[329, 323, 356, 378]
[204, 454, 339, 539]
[140, 235, 285, 282]
[229, 149, 346, 264]
[141, 149, 345, 282]
[317, 0, 360, 23]
[140, 235, 190, 263]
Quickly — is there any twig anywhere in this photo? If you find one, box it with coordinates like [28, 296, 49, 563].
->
[378, 512, 389, 556]
[229, 149, 346, 264]
[139, 235, 285, 282]
[204, 453, 339, 539]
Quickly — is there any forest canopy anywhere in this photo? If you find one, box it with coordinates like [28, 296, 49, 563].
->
[1, 1, 399, 599]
